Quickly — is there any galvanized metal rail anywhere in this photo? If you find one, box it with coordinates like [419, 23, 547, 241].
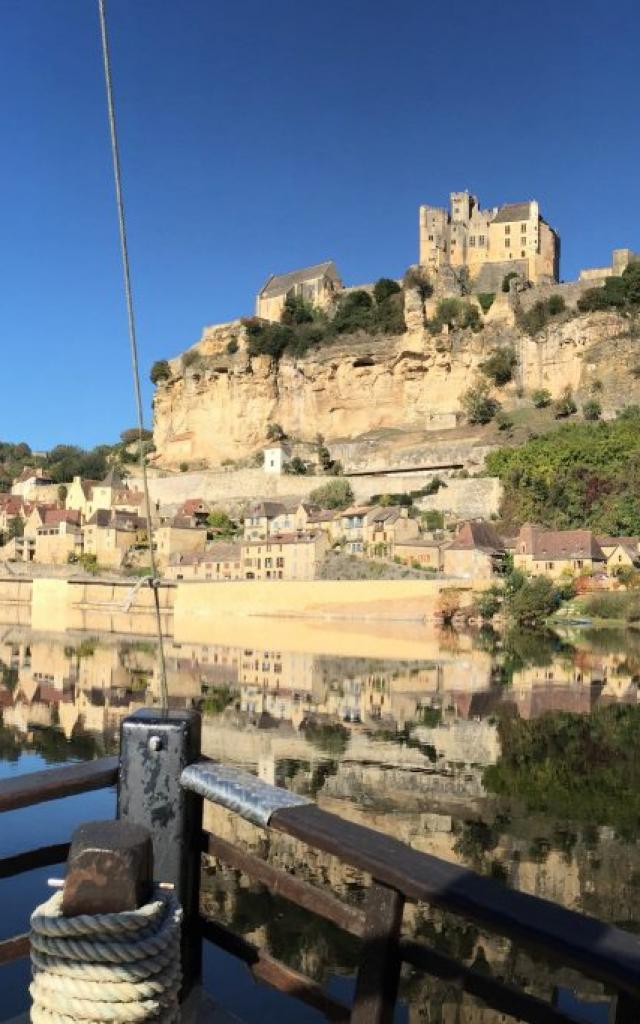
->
[1, 713, 639, 1024]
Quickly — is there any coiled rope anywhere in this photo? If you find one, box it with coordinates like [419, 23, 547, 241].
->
[96, 0, 169, 713]
[30, 888, 182, 1023]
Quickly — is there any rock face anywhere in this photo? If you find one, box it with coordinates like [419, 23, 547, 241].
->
[152, 310, 640, 469]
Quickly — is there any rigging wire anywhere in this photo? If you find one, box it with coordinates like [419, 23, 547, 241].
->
[97, 0, 169, 714]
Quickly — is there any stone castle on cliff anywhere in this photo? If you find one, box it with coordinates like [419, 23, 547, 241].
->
[419, 191, 559, 290]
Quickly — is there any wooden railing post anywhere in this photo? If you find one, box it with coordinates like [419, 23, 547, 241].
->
[118, 708, 202, 991]
[350, 881, 405, 1024]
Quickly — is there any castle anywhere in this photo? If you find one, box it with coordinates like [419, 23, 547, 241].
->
[419, 191, 560, 290]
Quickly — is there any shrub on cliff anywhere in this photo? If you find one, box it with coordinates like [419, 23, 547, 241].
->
[403, 266, 433, 300]
[309, 478, 354, 509]
[373, 278, 401, 304]
[332, 290, 374, 334]
[502, 271, 519, 293]
[461, 380, 500, 424]
[281, 294, 314, 325]
[480, 345, 517, 386]
[245, 320, 293, 360]
[150, 360, 171, 384]
[582, 398, 602, 421]
[553, 386, 577, 419]
[517, 294, 566, 336]
[428, 298, 482, 334]
[476, 292, 495, 313]
[578, 265, 640, 313]
[531, 388, 552, 408]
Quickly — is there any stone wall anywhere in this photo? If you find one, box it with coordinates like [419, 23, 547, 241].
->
[517, 279, 601, 311]
[416, 477, 503, 519]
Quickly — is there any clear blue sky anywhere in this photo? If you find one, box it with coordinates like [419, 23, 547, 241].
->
[1, 0, 638, 450]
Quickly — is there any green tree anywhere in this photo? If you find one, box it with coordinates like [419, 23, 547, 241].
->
[531, 388, 552, 408]
[283, 456, 308, 475]
[502, 271, 519, 293]
[403, 266, 433, 300]
[553, 386, 577, 419]
[582, 398, 602, 421]
[266, 422, 286, 442]
[207, 509, 236, 537]
[281, 294, 314, 325]
[309, 479, 354, 509]
[546, 293, 566, 315]
[623, 261, 640, 304]
[8, 515, 23, 539]
[506, 575, 562, 628]
[120, 427, 153, 446]
[373, 278, 401, 304]
[150, 360, 171, 384]
[461, 380, 500, 424]
[480, 346, 517, 386]
[476, 292, 495, 313]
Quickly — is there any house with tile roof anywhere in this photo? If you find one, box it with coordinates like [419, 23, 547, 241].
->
[514, 524, 606, 578]
[442, 520, 506, 579]
[255, 260, 342, 322]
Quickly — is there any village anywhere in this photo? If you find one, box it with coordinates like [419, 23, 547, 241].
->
[0, 456, 637, 591]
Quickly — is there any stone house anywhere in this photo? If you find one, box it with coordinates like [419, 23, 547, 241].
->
[242, 531, 329, 581]
[442, 521, 506, 579]
[154, 517, 207, 567]
[178, 498, 210, 526]
[83, 510, 146, 569]
[11, 467, 54, 499]
[243, 501, 298, 540]
[85, 467, 145, 520]
[262, 445, 291, 475]
[596, 535, 640, 573]
[65, 476, 98, 521]
[394, 538, 444, 570]
[25, 507, 80, 539]
[514, 524, 606, 578]
[336, 506, 370, 555]
[34, 521, 83, 565]
[255, 260, 342, 322]
[363, 506, 419, 558]
[165, 543, 243, 582]
[419, 191, 559, 288]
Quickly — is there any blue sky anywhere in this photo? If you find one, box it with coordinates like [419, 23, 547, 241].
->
[1, 0, 638, 450]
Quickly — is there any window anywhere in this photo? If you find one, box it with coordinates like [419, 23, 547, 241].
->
[428, 234, 434, 241]
[521, 251, 526, 257]
[520, 223, 527, 231]
[478, 235, 485, 245]
[505, 238, 511, 248]
[505, 225, 511, 234]
[469, 237, 476, 247]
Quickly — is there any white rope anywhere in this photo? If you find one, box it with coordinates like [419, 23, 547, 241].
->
[30, 889, 182, 1023]
[96, 0, 169, 713]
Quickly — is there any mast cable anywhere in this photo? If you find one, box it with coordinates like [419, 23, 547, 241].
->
[97, 0, 169, 714]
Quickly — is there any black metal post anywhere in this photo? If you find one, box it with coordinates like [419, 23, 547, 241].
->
[118, 708, 202, 990]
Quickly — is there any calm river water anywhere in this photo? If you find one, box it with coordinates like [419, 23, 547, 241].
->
[1, 622, 638, 1021]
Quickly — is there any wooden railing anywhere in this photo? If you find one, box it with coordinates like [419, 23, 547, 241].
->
[1, 718, 640, 1024]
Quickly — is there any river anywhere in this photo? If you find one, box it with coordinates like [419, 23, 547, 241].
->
[1, 621, 639, 1021]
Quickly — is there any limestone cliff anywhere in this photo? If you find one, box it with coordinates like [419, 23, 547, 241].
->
[152, 308, 640, 470]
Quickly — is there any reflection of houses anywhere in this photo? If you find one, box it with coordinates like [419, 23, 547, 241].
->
[509, 653, 640, 719]
[239, 648, 325, 726]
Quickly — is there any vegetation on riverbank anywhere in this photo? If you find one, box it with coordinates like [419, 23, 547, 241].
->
[486, 406, 640, 532]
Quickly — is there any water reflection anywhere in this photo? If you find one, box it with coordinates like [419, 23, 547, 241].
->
[1, 623, 639, 1022]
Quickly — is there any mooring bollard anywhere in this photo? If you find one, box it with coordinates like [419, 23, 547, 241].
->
[62, 818, 152, 916]
[118, 707, 203, 988]
[30, 819, 183, 1023]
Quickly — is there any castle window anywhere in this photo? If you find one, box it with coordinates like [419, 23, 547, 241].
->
[520, 223, 527, 231]
[428, 234, 434, 241]
[505, 238, 511, 248]
[478, 235, 485, 245]
[469, 237, 476, 247]
[505, 226, 511, 235]
[521, 251, 526, 257]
